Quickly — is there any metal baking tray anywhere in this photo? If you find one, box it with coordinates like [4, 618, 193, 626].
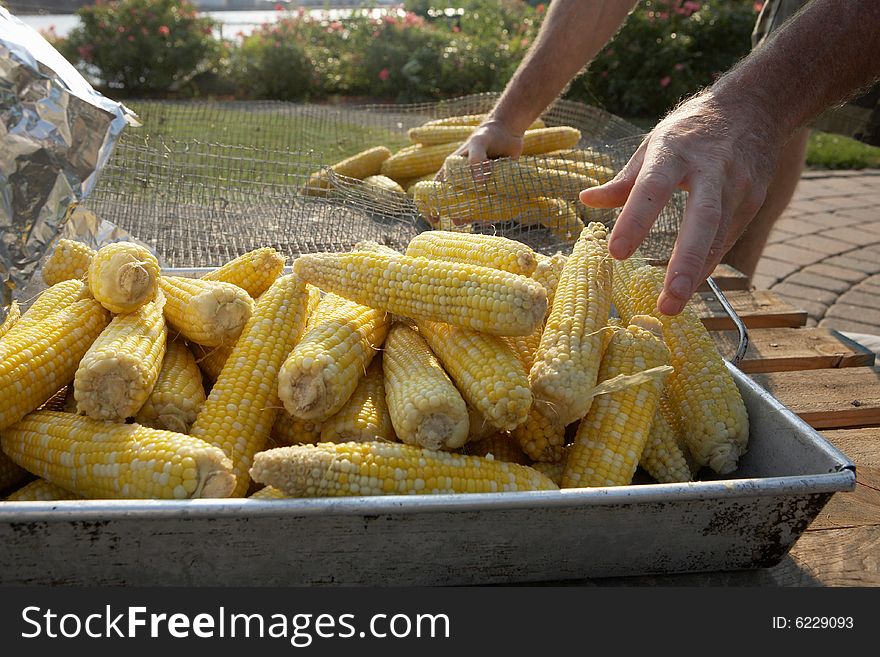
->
[0, 363, 855, 586]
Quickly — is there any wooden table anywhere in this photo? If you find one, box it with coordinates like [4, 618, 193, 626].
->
[592, 267, 880, 587]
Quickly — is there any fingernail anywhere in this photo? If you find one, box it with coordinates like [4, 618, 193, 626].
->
[609, 236, 632, 259]
[657, 293, 685, 317]
[669, 273, 692, 299]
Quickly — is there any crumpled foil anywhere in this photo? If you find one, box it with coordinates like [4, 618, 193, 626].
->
[1, 8, 138, 323]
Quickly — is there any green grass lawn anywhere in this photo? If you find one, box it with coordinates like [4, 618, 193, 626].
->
[806, 131, 880, 169]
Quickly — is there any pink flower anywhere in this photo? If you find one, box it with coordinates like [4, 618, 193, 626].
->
[674, 63, 684, 71]
[404, 12, 424, 27]
[329, 21, 342, 31]
[536, 3, 546, 13]
[77, 44, 94, 61]
[127, 35, 135, 42]
[298, 7, 306, 17]
[683, 1, 702, 12]
[753, 1, 765, 11]
[521, 38, 530, 48]
[659, 76, 671, 88]
[274, 3, 284, 10]
[158, 25, 170, 37]
[117, 26, 126, 33]
[378, 68, 390, 81]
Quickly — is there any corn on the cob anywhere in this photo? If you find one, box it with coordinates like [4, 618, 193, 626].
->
[189, 274, 311, 497]
[88, 242, 160, 314]
[293, 250, 547, 337]
[382, 323, 469, 450]
[405, 230, 538, 276]
[74, 295, 168, 421]
[521, 127, 581, 155]
[1, 411, 235, 499]
[41, 238, 95, 286]
[190, 341, 234, 383]
[278, 294, 389, 422]
[250, 441, 558, 497]
[0, 301, 20, 340]
[303, 146, 393, 196]
[461, 433, 530, 465]
[201, 247, 286, 299]
[445, 155, 596, 200]
[380, 141, 463, 180]
[423, 113, 489, 127]
[134, 338, 207, 433]
[9, 280, 89, 341]
[0, 297, 110, 432]
[160, 275, 254, 348]
[612, 258, 749, 474]
[416, 319, 531, 432]
[6, 479, 79, 502]
[268, 414, 322, 448]
[510, 399, 567, 463]
[529, 222, 613, 426]
[561, 316, 671, 488]
[639, 407, 693, 484]
[319, 359, 395, 443]
[530, 457, 567, 487]
[408, 117, 547, 145]
[544, 149, 616, 183]
[248, 485, 288, 499]
[362, 175, 406, 195]
[531, 252, 567, 312]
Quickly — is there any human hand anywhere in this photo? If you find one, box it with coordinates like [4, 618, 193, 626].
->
[453, 118, 525, 164]
[579, 90, 780, 315]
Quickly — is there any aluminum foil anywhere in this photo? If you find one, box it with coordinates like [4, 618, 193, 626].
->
[1, 7, 137, 322]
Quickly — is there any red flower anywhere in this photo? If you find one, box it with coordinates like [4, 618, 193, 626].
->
[378, 68, 390, 81]
[753, 1, 765, 12]
[536, 3, 546, 13]
[274, 3, 284, 10]
[659, 76, 671, 88]
[158, 25, 170, 37]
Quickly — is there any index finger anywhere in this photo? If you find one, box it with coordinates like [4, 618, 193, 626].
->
[609, 145, 686, 261]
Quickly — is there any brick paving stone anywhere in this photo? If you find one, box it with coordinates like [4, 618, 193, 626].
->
[751, 273, 779, 290]
[771, 282, 839, 306]
[772, 217, 825, 235]
[785, 270, 854, 293]
[754, 257, 801, 281]
[819, 226, 880, 245]
[856, 221, 880, 236]
[770, 295, 828, 321]
[818, 316, 880, 335]
[823, 254, 880, 275]
[766, 228, 798, 244]
[836, 289, 880, 308]
[834, 207, 880, 223]
[824, 303, 880, 325]
[818, 195, 880, 209]
[785, 234, 856, 257]
[761, 242, 825, 267]
[801, 263, 867, 285]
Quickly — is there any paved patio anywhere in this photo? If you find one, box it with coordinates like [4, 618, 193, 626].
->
[752, 169, 880, 339]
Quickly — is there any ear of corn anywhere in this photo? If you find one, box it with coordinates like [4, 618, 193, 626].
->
[0, 297, 110, 432]
[529, 222, 613, 426]
[41, 239, 96, 286]
[529, 459, 566, 487]
[293, 250, 547, 337]
[408, 125, 476, 146]
[249, 441, 558, 497]
[382, 323, 469, 450]
[639, 407, 693, 484]
[543, 149, 616, 183]
[445, 155, 597, 200]
[405, 230, 538, 277]
[303, 146, 393, 196]
[189, 274, 311, 497]
[248, 485, 289, 499]
[362, 175, 406, 195]
[521, 127, 581, 155]
[416, 319, 531, 432]
[380, 141, 463, 180]
[88, 242, 160, 314]
[135, 338, 207, 434]
[190, 341, 234, 383]
[611, 258, 749, 474]
[74, 295, 168, 421]
[278, 294, 390, 422]
[8, 280, 90, 343]
[160, 275, 254, 348]
[6, 478, 79, 502]
[531, 252, 567, 313]
[319, 359, 395, 443]
[562, 316, 672, 488]
[0, 301, 20, 340]
[510, 400, 567, 463]
[201, 247, 286, 299]
[461, 433, 530, 465]
[268, 415, 322, 449]
[1, 411, 235, 499]
[0, 450, 31, 494]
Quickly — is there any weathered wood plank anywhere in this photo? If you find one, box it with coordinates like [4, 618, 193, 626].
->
[696, 289, 809, 330]
[712, 327, 875, 373]
[750, 367, 880, 429]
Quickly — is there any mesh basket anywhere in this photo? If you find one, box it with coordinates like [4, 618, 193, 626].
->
[81, 93, 683, 265]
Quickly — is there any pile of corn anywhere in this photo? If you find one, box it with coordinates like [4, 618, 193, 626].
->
[300, 113, 616, 239]
[0, 226, 749, 503]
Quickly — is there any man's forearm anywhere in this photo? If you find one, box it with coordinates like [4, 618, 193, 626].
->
[489, 0, 639, 135]
[713, 0, 880, 148]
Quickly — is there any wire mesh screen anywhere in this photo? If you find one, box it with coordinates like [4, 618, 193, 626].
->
[80, 93, 684, 266]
